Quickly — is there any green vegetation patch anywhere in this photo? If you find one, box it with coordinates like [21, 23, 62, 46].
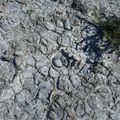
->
[99, 19, 120, 55]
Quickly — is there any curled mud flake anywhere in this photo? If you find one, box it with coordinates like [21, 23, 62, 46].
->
[60, 48, 81, 68]
[60, 55, 68, 67]
[52, 57, 63, 68]
[51, 53, 63, 68]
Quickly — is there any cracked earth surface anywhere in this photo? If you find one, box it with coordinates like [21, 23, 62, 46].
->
[0, 0, 120, 120]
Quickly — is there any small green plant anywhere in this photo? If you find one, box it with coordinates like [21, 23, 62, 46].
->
[92, 7, 120, 56]
[99, 19, 120, 55]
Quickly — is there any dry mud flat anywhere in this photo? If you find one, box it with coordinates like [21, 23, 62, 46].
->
[0, 0, 120, 120]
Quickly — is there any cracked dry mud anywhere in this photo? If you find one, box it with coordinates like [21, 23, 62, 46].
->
[0, 0, 120, 120]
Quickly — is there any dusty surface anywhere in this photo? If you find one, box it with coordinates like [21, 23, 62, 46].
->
[0, 0, 120, 120]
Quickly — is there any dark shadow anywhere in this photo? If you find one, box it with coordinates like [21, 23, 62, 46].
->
[51, 0, 112, 69]
[76, 16, 111, 70]
[71, 0, 87, 15]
